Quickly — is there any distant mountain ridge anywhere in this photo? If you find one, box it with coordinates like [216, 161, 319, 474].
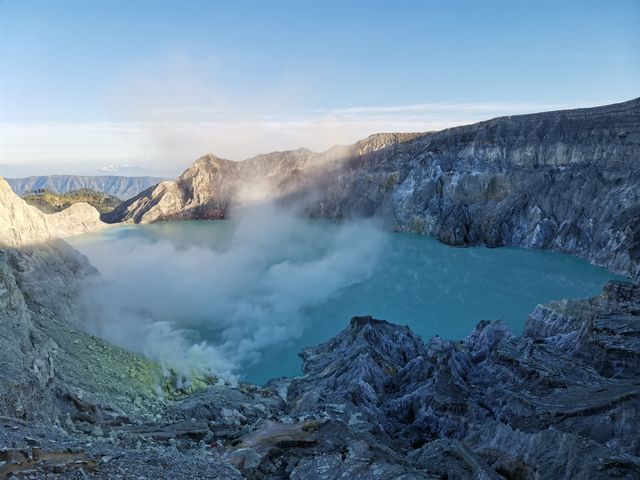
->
[5, 175, 165, 200]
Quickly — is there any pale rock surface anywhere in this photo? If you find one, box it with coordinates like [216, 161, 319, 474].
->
[0, 179, 163, 423]
[0, 176, 108, 247]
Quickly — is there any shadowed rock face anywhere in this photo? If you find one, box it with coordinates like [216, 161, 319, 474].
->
[247, 283, 640, 479]
[137, 283, 639, 479]
[104, 98, 640, 281]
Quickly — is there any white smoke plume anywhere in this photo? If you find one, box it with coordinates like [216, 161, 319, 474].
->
[73, 202, 386, 384]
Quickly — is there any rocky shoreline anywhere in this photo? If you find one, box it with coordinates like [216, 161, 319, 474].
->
[1, 273, 639, 478]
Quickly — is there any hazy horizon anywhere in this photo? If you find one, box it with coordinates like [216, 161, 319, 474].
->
[3, 96, 637, 179]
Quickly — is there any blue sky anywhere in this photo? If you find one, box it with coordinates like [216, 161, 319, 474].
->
[1, 0, 638, 176]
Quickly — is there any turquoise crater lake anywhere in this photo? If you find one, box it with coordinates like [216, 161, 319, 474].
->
[69, 219, 622, 384]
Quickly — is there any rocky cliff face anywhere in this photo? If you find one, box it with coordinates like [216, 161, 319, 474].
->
[319, 98, 640, 282]
[0, 180, 166, 425]
[104, 98, 640, 281]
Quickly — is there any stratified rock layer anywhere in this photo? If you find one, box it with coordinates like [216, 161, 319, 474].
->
[105, 98, 640, 280]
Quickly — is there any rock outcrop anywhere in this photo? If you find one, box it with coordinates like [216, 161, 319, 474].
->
[275, 281, 640, 479]
[0, 177, 108, 246]
[104, 98, 640, 281]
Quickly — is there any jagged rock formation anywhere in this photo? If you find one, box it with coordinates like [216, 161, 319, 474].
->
[5, 175, 165, 200]
[103, 148, 321, 223]
[150, 282, 640, 479]
[4, 281, 637, 479]
[275, 281, 640, 478]
[105, 98, 640, 281]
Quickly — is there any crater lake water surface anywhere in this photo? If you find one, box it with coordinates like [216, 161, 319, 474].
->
[69, 219, 622, 384]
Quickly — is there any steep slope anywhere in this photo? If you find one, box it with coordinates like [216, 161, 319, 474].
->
[105, 98, 640, 280]
[5, 175, 165, 200]
[104, 149, 317, 223]
[0, 176, 165, 423]
[0, 177, 108, 245]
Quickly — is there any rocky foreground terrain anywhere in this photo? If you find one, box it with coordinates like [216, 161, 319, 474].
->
[1, 248, 639, 479]
[106, 98, 640, 282]
[1, 99, 639, 479]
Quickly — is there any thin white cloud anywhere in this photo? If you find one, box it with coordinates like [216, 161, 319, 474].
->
[316, 101, 574, 116]
[142, 105, 233, 116]
[0, 99, 603, 177]
[94, 164, 150, 175]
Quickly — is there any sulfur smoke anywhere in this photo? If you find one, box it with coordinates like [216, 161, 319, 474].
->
[73, 201, 386, 383]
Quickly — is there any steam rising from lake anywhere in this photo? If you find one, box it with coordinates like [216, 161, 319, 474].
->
[69, 200, 620, 386]
[72, 204, 386, 382]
